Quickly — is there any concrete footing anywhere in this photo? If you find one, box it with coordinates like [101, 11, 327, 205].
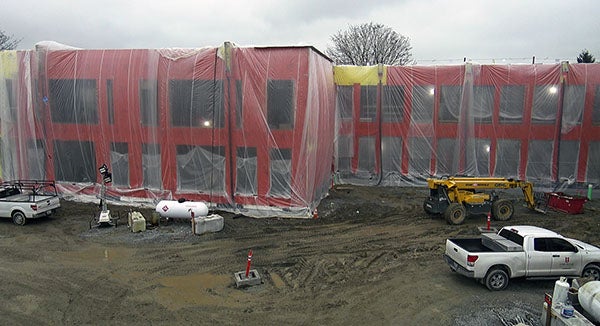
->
[478, 226, 498, 233]
[234, 269, 262, 288]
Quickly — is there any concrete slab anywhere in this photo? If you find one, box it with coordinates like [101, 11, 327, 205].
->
[477, 226, 498, 233]
[234, 269, 262, 288]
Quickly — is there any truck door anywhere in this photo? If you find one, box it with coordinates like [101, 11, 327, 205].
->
[546, 238, 579, 276]
[526, 238, 554, 276]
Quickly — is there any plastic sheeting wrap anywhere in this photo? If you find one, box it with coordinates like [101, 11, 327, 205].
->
[333, 63, 600, 187]
[0, 42, 335, 218]
[2, 41, 600, 218]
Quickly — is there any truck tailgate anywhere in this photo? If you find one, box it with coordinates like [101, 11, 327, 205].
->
[445, 239, 470, 267]
[34, 195, 60, 212]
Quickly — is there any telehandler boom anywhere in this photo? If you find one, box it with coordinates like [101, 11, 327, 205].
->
[423, 177, 543, 225]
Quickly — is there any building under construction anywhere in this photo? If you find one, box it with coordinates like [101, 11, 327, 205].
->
[0, 42, 598, 217]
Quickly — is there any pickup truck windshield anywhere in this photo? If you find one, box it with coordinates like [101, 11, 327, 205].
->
[498, 229, 524, 246]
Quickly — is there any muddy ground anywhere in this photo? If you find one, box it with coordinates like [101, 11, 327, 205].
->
[0, 185, 599, 325]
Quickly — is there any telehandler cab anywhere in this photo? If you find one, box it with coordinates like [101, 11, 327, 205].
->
[423, 176, 544, 225]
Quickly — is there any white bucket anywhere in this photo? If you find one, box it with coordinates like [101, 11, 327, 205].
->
[155, 200, 209, 219]
[578, 280, 600, 322]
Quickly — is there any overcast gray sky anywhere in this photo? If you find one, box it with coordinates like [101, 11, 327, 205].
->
[2, 0, 598, 64]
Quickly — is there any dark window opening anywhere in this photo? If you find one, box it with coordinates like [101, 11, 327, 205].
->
[27, 139, 46, 180]
[49, 79, 98, 124]
[383, 85, 404, 122]
[594, 85, 600, 125]
[169, 79, 224, 128]
[412, 85, 435, 123]
[500, 85, 525, 123]
[559, 140, 579, 180]
[337, 86, 353, 120]
[53, 140, 96, 182]
[382, 137, 402, 173]
[526, 140, 553, 180]
[235, 80, 243, 128]
[107, 79, 114, 124]
[269, 148, 292, 197]
[532, 85, 559, 124]
[495, 139, 521, 178]
[337, 135, 353, 173]
[140, 80, 158, 126]
[4, 79, 17, 122]
[473, 85, 494, 123]
[236, 147, 257, 195]
[409, 137, 432, 175]
[439, 85, 461, 122]
[267, 80, 295, 129]
[110, 142, 129, 187]
[563, 85, 585, 126]
[360, 85, 377, 121]
[176, 145, 225, 192]
[142, 143, 161, 189]
[358, 137, 375, 173]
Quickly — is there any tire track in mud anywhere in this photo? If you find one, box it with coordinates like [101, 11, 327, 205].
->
[1, 186, 598, 325]
[249, 219, 447, 292]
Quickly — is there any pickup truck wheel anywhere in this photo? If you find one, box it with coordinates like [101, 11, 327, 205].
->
[582, 264, 600, 280]
[492, 199, 513, 221]
[484, 268, 509, 291]
[12, 211, 26, 226]
[444, 203, 466, 225]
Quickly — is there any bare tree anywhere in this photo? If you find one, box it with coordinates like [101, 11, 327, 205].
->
[577, 49, 596, 63]
[0, 29, 21, 50]
[326, 22, 413, 66]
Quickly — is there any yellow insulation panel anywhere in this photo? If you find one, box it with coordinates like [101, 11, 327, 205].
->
[334, 65, 387, 86]
[0, 51, 18, 78]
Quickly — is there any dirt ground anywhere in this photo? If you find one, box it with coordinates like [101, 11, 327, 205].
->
[0, 185, 599, 325]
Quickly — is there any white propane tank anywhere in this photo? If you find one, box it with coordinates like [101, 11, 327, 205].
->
[552, 277, 569, 308]
[155, 200, 209, 219]
[579, 281, 600, 323]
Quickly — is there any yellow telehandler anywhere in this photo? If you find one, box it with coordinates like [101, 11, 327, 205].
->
[423, 176, 544, 225]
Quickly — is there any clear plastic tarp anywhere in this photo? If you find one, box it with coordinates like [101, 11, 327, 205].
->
[333, 63, 600, 188]
[2, 43, 600, 218]
[0, 42, 335, 218]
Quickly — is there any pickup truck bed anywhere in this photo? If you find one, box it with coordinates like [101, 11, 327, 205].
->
[449, 233, 524, 253]
[448, 238, 494, 253]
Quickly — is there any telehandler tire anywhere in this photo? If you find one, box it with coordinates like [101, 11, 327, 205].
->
[492, 199, 514, 221]
[444, 203, 466, 225]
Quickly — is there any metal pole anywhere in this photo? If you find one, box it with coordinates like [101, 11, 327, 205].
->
[245, 249, 253, 278]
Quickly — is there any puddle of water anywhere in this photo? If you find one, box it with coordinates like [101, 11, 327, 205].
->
[156, 273, 246, 310]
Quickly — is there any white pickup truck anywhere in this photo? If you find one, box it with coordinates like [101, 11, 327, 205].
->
[0, 180, 61, 225]
[443, 225, 600, 290]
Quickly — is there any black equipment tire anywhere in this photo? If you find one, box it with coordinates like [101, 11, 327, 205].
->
[492, 199, 514, 221]
[444, 203, 466, 225]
